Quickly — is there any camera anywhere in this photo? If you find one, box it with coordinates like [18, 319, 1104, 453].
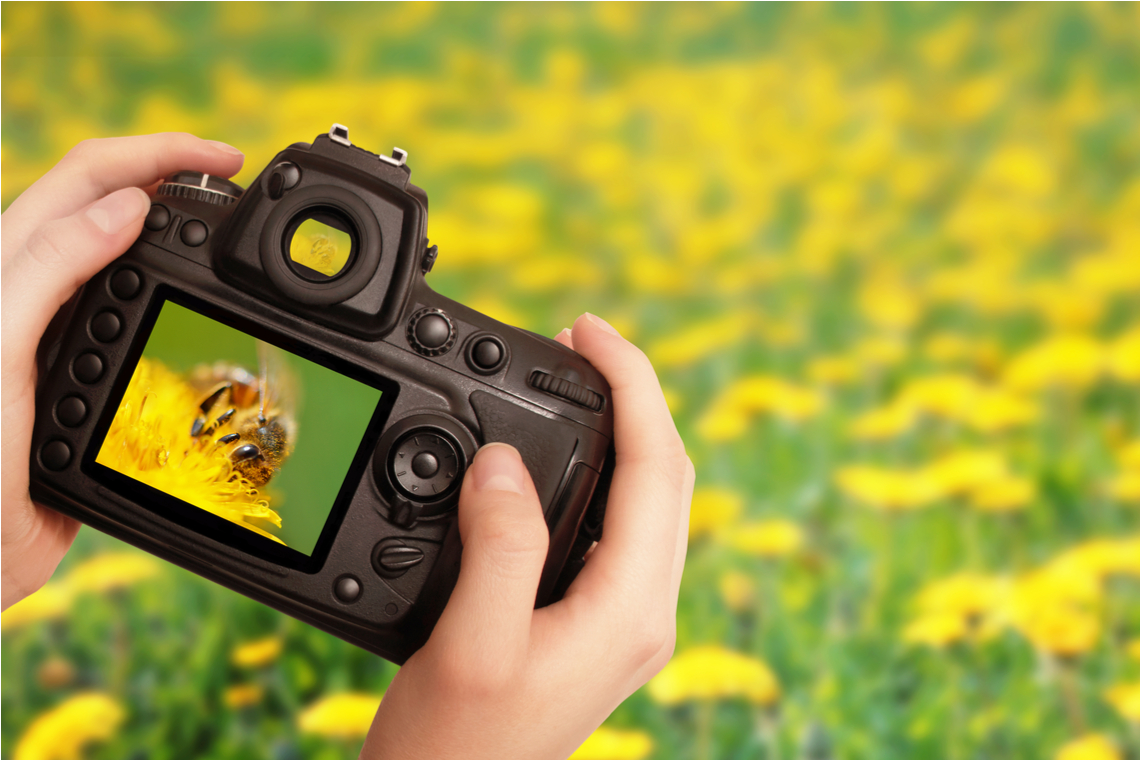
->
[29, 125, 614, 664]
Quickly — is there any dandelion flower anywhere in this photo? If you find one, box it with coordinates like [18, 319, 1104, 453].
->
[65, 552, 161, 594]
[718, 571, 757, 613]
[1002, 334, 1104, 392]
[95, 357, 285, 543]
[969, 476, 1036, 513]
[923, 449, 1009, 495]
[688, 488, 744, 540]
[1108, 327, 1140, 383]
[806, 355, 860, 386]
[648, 645, 779, 706]
[1104, 682, 1140, 723]
[1055, 734, 1121, 760]
[298, 692, 382, 739]
[723, 519, 804, 558]
[231, 635, 284, 668]
[224, 683, 265, 709]
[569, 726, 654, 760]
[848, 403, 915, 441]
[902, 613, 968, 648]
[1, 583, 74, 632]
[14, 692, 125, 760]
[1017, 605, 1100, 657]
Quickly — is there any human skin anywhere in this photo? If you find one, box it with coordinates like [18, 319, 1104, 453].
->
[0, 134, 694, 759]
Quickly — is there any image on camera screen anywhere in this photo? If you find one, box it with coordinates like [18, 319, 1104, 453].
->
[94, 301, 383, 555]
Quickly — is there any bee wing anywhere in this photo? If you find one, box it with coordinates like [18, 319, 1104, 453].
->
[256, 341, 300, 426]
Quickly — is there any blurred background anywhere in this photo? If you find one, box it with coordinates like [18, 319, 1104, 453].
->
[3, 3, 1139, 759]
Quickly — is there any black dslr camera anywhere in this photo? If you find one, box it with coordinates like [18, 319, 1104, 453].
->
[30, 126, 614, 664]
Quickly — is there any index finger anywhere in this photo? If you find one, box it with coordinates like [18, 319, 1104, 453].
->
[1, 133, 244, 260]
[560, 313, 690, 601]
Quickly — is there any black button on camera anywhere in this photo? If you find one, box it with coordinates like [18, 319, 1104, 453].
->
[90, 310, 122, 343]
[391, 430, 461, 500]
[407, 308, 456, 357]
[41, 440, 72, 471]
[110, 268, 142, 300]
[333, 575, 361, 603]
[372, 540, 426, 579]
[180, 220, 208, 247]
[144, 204, 170, 231]
[57, 396, 88, 428]
[267, 162, 302, 200]
[74, 353, 105, 384]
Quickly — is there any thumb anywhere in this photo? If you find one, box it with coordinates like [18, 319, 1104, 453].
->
[1, 187, 150, 363]
[428, 443, 549, 665]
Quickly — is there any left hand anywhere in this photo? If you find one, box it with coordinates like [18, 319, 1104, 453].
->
[1, 133, 245, 611]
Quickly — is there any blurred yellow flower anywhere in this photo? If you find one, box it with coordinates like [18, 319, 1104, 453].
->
[648, 645, 780, 706]
[834, 465, 944, 511]
[1127, 639, 1140, 662]
[569, 726, 654, 760]
[852, 335, 907, 369]
[970, 476, 1036, 513]
[1055, 538, 1140, 580]
[1106, 472, 1140, 503]
[698, 375, 824, 441]
[224, 683, 264, 709]
[902, 612, 967, 648]
[806, 355, 861, 386]
[14, 692, 125, 760]
[1055, 734, 1122, 760]
[1017, 605, 1100, 657]
[298, 692, 383, 739]
[895, 374, 981, 419]
[1002, 335, 1104, 392]
[1107, 327, 1140, 383]
[923, 449, 1009, 496]
[1104, 682, 1140, 723]
[648, 312, 757, 369]
[231, 635, 284, 668]
[848, 403, 916, 441]
[688, 488, 744, 540]
[724, 519, 804, 558]
[963, 390, 1039, 434]
[65, 552, 161, 594]
[1, 583, 74, 632]
[859, 281, 922, 330]
[916, 573, 1008, 622]
[1117, 440, 1140, 471]
[718, 571, 757, 613]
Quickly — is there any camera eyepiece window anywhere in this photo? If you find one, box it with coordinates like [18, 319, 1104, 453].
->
[30, 125, 615, 664]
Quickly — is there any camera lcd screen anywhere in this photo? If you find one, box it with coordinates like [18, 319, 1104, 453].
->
[93, 300, 384, 556]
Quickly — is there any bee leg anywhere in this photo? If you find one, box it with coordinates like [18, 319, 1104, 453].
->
[191, 382, 234, 437]
[215, 433, 241, 447]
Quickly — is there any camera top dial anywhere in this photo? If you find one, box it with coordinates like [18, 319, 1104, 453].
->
[157, 171, 244, 206]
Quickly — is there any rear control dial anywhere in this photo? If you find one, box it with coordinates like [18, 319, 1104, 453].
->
[391, 430, 461, 500]
[407, 308, 456, 356]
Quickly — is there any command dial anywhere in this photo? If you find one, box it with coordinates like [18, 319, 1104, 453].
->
[157, 172, 244, 205]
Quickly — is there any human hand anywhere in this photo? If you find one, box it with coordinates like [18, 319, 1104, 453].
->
[0, 133, 245, 611]
[361, 313, 694, 760]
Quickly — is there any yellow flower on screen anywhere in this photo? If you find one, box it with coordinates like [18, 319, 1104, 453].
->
[298, 692, 383, 739]
[14, 692, 125, 760]
[1055, 734, 1122, 760]
[688, 488, 744, 540]
[647, 645, 779, 706]
[231, 635, 284, 668]
[970, 476, 1036, 513]
[95, 357, 284, 543]
[223, 683, 264, 709]
[1104, 682, 1140, 723]
[724, 519, 804, 558]
[569, 726, 654, 760]
[0, 582, 74, 632]
[64, 552, 160, 594]
[902, 612, 968, 648]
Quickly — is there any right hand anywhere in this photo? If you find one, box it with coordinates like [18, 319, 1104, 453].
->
[362, 312, 694, 760]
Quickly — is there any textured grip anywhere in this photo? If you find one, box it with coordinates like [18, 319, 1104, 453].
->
[529, 370, 605, 412]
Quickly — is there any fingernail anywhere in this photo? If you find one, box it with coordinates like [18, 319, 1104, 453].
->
[556, 328, 573, 341]
[87, 188, 150, 234]
[584, 312, 620, 336]
[471, 443, 526, 495]
[205, 140, 244, 156]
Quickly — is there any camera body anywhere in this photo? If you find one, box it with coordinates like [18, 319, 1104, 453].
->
[29, 126, 614, 664]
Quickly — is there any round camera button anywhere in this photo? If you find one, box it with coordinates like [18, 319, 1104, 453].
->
[391, 430, 461, 501]
[74, 352, 104, 384]
[415, 314, 451, 349]
[472, 338, 503, 370]
[91, 310, 122, 343]
[110, 268, 142, 300]
[333, 575, 361, 603]
[41, 440, 72, 471]
[144, 204, 170, 231]
[180, 220, 208, 247]
[57, 396, 88, 428]
[411, 451, 440, 479]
